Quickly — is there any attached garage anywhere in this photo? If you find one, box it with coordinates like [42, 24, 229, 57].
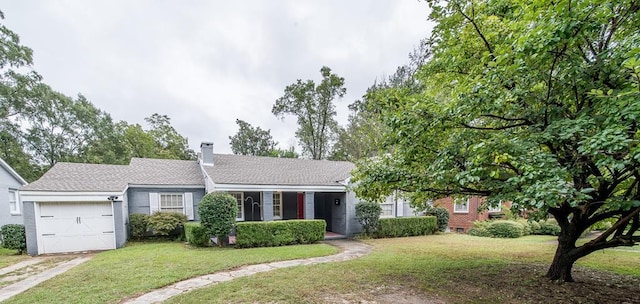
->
[35, 201, 116, 254]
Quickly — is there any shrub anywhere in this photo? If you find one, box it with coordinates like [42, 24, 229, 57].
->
[468, 220, 491, 237]
[486, 220, 524, 238]
[425, 206, 450, 232]
[515, 219, 532, 236]
[376, 216, 437, 238]
[537, 219, 561, 236]
[529, 220, 542, 234]
[0, 224, 26, 254]
[185, 222, 210, 247]
[129, 213, 149, 239]
[591, 218, 614, 231]
[147, 212, 187, 237]
[235, 220, 326, 248]
[198, 192, 238, 247]
[355, 201, 381, 236]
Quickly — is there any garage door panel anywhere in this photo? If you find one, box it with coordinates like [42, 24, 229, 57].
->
[37, 202, 116, 254]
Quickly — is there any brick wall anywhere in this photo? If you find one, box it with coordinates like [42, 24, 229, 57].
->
[435, 196, 495, 233]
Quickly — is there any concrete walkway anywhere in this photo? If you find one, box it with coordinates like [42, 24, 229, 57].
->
[124, 240, 372, 304]
[0, 257, 92, 302]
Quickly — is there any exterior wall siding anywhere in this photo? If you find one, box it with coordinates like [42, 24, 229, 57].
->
[127, 187, 205, 220]
[262, 191, 274, 222]
[345, 191, 362, 236]
[304, 192, 315, 219]
[23, 201, 38, 255]
[113, 201, 126, 248]
[0, 166, 25, 226]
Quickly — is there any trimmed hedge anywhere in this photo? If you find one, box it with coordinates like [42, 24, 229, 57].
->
[185, 222, 210, 247]
[486, 220, 524, 238]
[235, 220, 326, 248]
[376, 216, 437, 238]
[0, 224, 26, 254]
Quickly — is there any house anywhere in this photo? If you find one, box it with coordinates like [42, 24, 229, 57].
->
[0, 158, 28, 227]
[18, 142, 417, 255]
[434, 196, 505, 233]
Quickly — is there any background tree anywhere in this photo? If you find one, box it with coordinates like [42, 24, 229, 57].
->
[353, 0, 640, 282]
[229, 119, 276, 156]
[144, 113, 196, 160]
[273, 66, 346, 160]
[332, 42, 429, 162]
[268, 146, 299, 159]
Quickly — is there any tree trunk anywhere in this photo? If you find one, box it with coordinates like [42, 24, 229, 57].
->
[545, 239, 578, 282]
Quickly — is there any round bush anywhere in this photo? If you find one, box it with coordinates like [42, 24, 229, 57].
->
[355, 201, 382, 236]
[129, 213, 149, 239]
[426, 206, 450, 232]
[198, 192, 238, 247]
[0, 224, 26, 254]
[537, 219, 561, 236]
[515, 219, 532, 236]
[147, 212, 187, 237]
[487, 220, 524, 238]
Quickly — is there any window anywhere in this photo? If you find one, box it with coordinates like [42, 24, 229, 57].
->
[229, 192, 244, 221]
[8, 190, 19, 215]
[160, 194, 184, 213]
[380, 203, 394, 217]
[380, 195, 395, 218]
[453, 197, 469, 213]
[273, 192, 282, 219]
[488, 201, 502, 213]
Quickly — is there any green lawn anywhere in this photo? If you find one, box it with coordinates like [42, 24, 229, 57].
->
[4, 241, 337, 304]
[166, 234, 640, 304]
[0, 247, 29, 269]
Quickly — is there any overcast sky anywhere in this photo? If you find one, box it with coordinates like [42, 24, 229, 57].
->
[1, 1, 432, 155]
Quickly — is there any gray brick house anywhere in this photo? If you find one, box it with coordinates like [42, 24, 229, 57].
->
[19, 142, 408, 255]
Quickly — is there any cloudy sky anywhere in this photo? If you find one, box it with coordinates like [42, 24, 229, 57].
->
[1, 1, 432, 154]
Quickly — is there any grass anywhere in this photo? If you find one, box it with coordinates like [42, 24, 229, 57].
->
[4, 241, 337, 304]
[0, 247, 29, 269]
[165, 234, 640, 304]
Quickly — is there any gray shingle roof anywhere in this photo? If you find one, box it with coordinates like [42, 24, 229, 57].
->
[203, 154, 354, 186]
[22, 158, 204, 192]
[128, 158, 204, 186]
[21, 162, 130, 192]
[21, 154, 354, 192]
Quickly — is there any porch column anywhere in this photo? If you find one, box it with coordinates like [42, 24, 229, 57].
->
[262, 191, 274, 221]
[304, 192, 315, 219]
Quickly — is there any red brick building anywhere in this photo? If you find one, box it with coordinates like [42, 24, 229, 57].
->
[434, 196, 505, 233]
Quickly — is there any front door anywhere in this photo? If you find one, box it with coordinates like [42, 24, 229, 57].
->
[297, 192, 304, 219]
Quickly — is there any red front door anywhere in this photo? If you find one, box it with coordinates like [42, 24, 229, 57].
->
[297, 193, 304, 219]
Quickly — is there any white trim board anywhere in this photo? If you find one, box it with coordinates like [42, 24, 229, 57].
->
[212, 184, 347, 193]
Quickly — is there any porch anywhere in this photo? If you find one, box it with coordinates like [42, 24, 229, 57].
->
[227, 191, 349, 236]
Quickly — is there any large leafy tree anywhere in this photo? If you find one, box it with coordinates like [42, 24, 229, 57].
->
[229, 119, 276, 156]
[353, 0, 640, 282]
[273, 66, 346, 160]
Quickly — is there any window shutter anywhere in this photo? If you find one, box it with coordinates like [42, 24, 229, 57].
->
[185, 192, 194, 220]
[149, 192, 159, 214]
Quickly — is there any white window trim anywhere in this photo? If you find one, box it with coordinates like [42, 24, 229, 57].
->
[273, 192, 283, 220]
[159, 193, 185, 213]
[488, 200, 502, 213]
[380, 202, 394, 218]
[229, 192, 245, 221]
[453, 197, 469, 213]
[9, 189, 20, 215]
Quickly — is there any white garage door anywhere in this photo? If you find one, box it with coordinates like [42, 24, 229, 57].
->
[37, 202, 116, 254]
